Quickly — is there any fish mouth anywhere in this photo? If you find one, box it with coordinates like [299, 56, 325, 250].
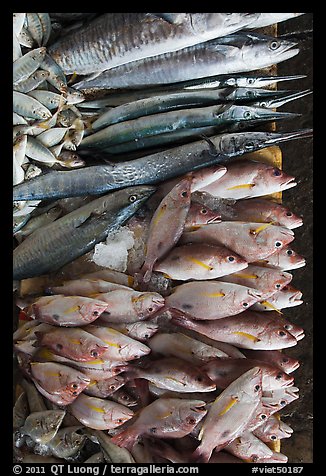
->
[289, 291, 303, 304]
[281, 377, 295, 388]
[290, 258, 306, 270]
[190, 403, 207, 414]
[294, 330, 305, 341]
[280, 177, 297, 191]
[207, 215, 222, 224]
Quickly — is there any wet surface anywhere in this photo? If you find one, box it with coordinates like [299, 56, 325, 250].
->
[276, 13, 313, 463]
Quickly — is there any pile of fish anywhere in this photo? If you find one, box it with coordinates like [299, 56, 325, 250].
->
[13, 13, 312, 463]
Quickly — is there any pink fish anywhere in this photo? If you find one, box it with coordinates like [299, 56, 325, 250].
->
[184, 203, 221, 230]
[180, 221, 295, 262]
[154, 243, 248, 281]
[192, 367, 262, 462]
[138, 177, 192, 284]
[199, 159, 296, 199]
[251, 284, 303, 312]
[26, 295, 108, 326]
[253, 414, 293, 442]
[84, 376, 127, 398]
[242, 349, 300, 374]
[111, 398, 207, 449]
[253, 246, 305, 271]
[225, 430, 288, 463]
[166, 281, 262, 320]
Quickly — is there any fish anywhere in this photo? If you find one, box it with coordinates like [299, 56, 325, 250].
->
[245, 13, 304, 29]
[13, 91, 52, 121]
[12, 130, 313, 201]
[165, 281, 263, 320]
[25, 295, 108, 327]
[242, 349, 300, 374]
[219, 197, 303, 229]
[154, 243, 248, 280]
[218, 264, 293, 300]
[253, 246, 306, 271]
[20, 410, 66, 444]
[74, 32, 299, 90]
[49, 13, 260, 75]
[46, 426, 86, 459]
[13, 392, 29, 430]
[258, 310, 305, 342]
[13, 186, 155, 280]
[13, 70, 50, 94]
[253, 414, 293, 442]
[147, 332, 229, 362]
[137, 177, 192, 285]
[192, 367, 262, 462]
[84, 429, 136, 463]
[34, 327, 110, 361]
[126, 356, 216, 393]
[100, 321, 159, 343]
[30, 361, 90, 405]
[171, 310, 298, 350]
[13, 47, 47, 85]
[180, 221, 295, 262]
[111, 397, 207, 449]
[184, 203, 222, 229]
[68, 393, 134, 430]
[80, 104, 295, 151]
[14, 205, 63, 242]
[202, 358, 294, 391]
[84, 376, 126, 398]
[91, 289, 165, 323]
[46, 278, 130, 297]
[84, 324, 151, 361]
[109, 388, 139, 407]
[251, 285, 303, 312]
[200, 159, 297, 199]
[225, 431, 288, 463]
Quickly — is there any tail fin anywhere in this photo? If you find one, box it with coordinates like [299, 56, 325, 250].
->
[110, 426, 139, 450]
[191, 443, 213, 463]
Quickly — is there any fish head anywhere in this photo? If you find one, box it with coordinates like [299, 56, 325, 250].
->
[79, 300, 108, 322]
[277, 419, 294, 439]
[272, 271, 293, 292]
[241, 287, 263, 309]
[262, 386, 299, 410]
[132, 292, 165, 318]
[265, 322, 298, 349]
[269, 369, 295, 389]
[280, 285, 303, 305]
[111, 406, 134, 427]
[242, 366, 263, 399]
[119, 186, 157, 211]
[169, 176, 193, 206]
[278, 247, 306, 270]
[178, 400, 207, 430]
[240, 33, 299, 66]
[278, 354, 300, 374]
[254, 165, 297, 193]
[133, 322, 159, 341]
[186, 203, 221, 226]
[65, 375, 91, 399]
[278, 207, 303, 229]
[258, 225, 295, 257]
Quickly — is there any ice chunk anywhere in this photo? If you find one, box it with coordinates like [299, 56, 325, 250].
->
[92, 226, 135, 272]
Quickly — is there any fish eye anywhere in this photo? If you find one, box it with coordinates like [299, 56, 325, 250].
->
[244, 110, 252, 119]
[148, 307, 153, 312]
[196, 376, 203, 382]
[181, 191, 188, 198]
[275, 241, 282, 248]
[286, 212, 293, 217]
[282, 358, 289, 363]
[117, 419, 124, 423]
[150, 427, 157, 433]
[186, 417, 196, 425]
[93, 311, 99, 316]
[271, 435, 277, 440]
[286, 249, 293, 255]
[72, 391, 78, 395]
[276, 373, 283, 380]
[72, 383, 78, 389]
[254, 385, 260, 392]
[260, 414, 267, 420]
[260, 101, 267, 108]
[91, 350, 98, 357]
[129, 195, 137, 203]
[144, 334, 150, 338]
[243, 302, 249, 307]
[227, 256, 235, 262]
[273, 168, 282, 176]
[280, 400, 286, 406]
[275, 283, 281, 289]
[270, 40, 279, 50]
[56, 343, 63, 350]
[109, 385, 116, 390]
[245, 141, 255, 149]
[278, 330, 286, 337]
[284, 324, 292, 330]
[201, 208, 208, 214]
[248, 78, 254, 85]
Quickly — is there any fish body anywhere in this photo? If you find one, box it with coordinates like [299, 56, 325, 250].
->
[148, 332, 229, 362]
[26, 295, 108, 326]
[126, 357, 216, 393]
[219, 197, 303, 229]
[68, 393, 134, 430]
[225, 430, 288, 463]
[74, 32, 299, 90]
[171, 310, 298, 350]
[181, 221, 295, 262]
[49, 13, 260, 75]
[111, 397, 207, 449]
[35, 327, 110, 361]
[154, 243, 248, 280]
[166, 281, 262, 319]
[103, 320, 159, 342]
[13, 186, 155, 280]
[200, 159, 296, 199]
[47, 426, 86, 459]
[84, 375, 126, 398]
[84, 429, 136, 463]
[192, 367, 262, 462]
[30, 361, 90, 405]
[13, 130, 312, 201]
[46, 278, 131, 297]
[20, 410, 65, 444]
[218, 264, 293, 300]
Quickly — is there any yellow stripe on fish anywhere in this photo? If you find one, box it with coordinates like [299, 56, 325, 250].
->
[218, 396, 239, 416]
[186, 257, 213, 271]
[102, 339, 121, 349]
[226, 183, 255, 190]
[85, 403, 105, 413]
[250, 223, 273, 236]
[68, 339, 82, 345]
[152, 204, 167, 226]
[260, 300, 283, 314]
[64, 305, 81, 314]
[233, 331, 261, 343]
[201, 292, 225, 298]
[157, 411, 173, 420]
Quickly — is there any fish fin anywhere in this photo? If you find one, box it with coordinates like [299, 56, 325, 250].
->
[199, 135, 219, 157]
[191, 443, 212, 463]
[74, 212, 98, 229]
[110, 427, 139, 450]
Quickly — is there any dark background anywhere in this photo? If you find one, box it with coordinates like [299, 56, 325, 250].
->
[276, 13, 313, 463]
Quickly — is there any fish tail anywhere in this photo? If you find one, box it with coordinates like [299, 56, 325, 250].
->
[110, 426, 139, 450]
[191, 443, 212, 463]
